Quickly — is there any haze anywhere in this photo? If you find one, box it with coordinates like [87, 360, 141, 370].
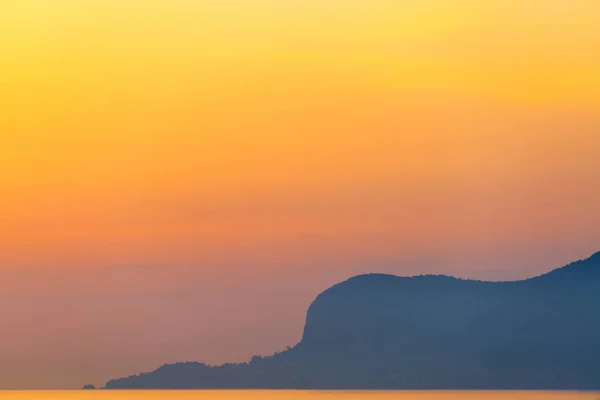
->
[1, 0, 599, 389]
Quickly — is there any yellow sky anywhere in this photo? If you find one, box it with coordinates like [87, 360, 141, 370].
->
[2, 0, 600, 267]
[1, 0, 600, 388]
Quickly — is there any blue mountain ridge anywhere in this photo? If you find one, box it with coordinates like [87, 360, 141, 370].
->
[104, 251, 600, 389]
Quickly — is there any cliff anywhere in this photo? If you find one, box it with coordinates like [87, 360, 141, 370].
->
[105, 251, 600, 389]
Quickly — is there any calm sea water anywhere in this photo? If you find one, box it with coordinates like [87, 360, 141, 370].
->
[0, 391, 598, 400]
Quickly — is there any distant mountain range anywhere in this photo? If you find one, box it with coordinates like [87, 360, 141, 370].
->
[104, 251, 600, 389]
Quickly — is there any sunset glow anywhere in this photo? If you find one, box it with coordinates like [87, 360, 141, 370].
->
[1, 0, 599, 389]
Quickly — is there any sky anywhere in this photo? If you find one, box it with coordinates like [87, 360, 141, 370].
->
[1, 0, 600, 389]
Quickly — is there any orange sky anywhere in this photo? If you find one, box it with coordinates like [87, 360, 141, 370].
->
[1, 0, 600, 389]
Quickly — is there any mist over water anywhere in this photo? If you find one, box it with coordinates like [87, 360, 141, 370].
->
[1, 391, 598, 400]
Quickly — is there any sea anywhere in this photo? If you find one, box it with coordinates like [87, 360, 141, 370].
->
[0, 391, 598, 400]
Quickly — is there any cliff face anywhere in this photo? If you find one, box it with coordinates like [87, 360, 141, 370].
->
[105, 252, 600, 389]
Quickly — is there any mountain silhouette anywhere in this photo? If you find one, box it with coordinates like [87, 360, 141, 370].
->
[104, 251, 600, 389]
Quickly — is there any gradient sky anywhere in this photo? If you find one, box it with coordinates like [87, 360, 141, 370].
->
[1, 0, 600, 389]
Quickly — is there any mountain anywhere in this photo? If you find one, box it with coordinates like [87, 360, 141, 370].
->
[104, 251, 600, 389]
